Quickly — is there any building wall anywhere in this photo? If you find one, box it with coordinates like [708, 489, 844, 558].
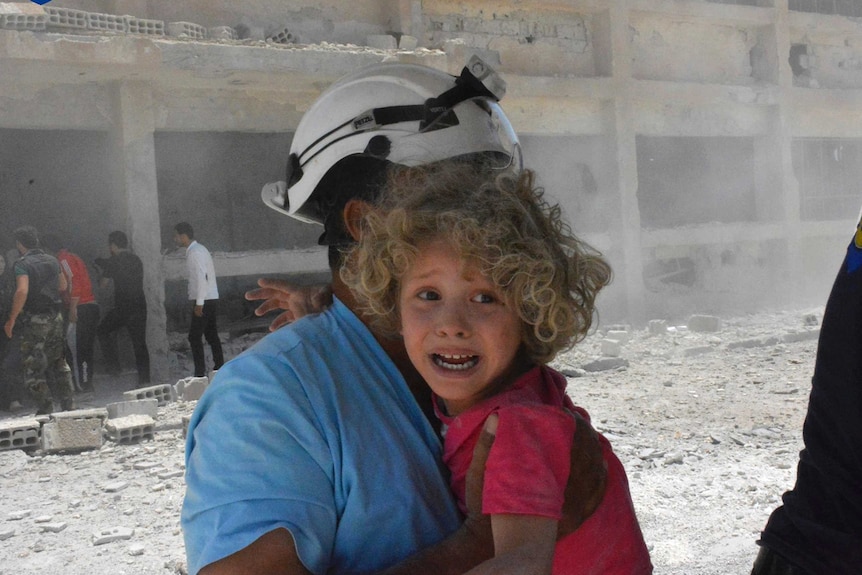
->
[1, 0, 861, 376]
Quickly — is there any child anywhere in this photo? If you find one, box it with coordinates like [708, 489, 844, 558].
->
[341, 163, 653, 574]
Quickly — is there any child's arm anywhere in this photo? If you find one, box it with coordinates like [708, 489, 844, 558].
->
[463, 514, 557, 575]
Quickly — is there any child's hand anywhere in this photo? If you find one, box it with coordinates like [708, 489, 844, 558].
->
[245, 279, 333, 331]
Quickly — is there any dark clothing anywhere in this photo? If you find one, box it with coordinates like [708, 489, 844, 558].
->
[751, 547, 808, 575]
[97, 249, 150, 385]
[100, 250, 146, 312]
[189, 299, 224, 377]
[755, 233, 862, 575]
[98, 305, 150, 386]
[14, 249, 62, 314]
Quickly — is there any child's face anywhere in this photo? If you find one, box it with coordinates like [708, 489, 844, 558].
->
[399, 239, 524, 416]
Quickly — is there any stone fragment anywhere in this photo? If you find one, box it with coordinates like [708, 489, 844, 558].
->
[581, 357, 629, 372]
[92, 526, 134, 545]
[0, 527, 14, 540]
[40, 522, 67, 533]
[600, 339, 622, 357]
[103, 481, 129, 493]
[648, 319, 668, 335]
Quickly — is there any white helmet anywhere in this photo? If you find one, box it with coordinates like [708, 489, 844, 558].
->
[261, 56, 521, 228]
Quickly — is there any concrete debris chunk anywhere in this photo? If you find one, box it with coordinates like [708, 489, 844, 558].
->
[648, 319, 668, 335]
[0, 527, 15, 540]
[92, 526, 134, 545]
[41, 416, 103, 453]
[7, 510, 31, 521]
[600, 339, 622, 357]
[106, 415, 155, 444]
[581, 357, 629, 372]
[103, 480, 129, 493]
[107, 398, 158, 420]
[40, 522, 68, 533]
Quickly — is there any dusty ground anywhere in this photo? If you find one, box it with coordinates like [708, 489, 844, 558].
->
[0, 308, 821, 575]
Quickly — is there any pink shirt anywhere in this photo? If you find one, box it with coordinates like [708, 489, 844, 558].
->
[436, 366, 653, 575]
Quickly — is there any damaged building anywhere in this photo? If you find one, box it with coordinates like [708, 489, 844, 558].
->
[0, 0, 859, 380]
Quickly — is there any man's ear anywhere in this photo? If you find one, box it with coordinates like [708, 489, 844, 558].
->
[342, 199, 372, 242]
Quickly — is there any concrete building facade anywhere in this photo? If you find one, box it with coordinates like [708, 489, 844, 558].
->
[1, 0, 859, 380]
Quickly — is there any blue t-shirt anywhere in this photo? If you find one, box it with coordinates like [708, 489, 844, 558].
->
[181, 298, 461, 575]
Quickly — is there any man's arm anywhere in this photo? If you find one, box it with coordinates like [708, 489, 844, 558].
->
[199, 529, 312, 575]
[4, 275, 28, 338]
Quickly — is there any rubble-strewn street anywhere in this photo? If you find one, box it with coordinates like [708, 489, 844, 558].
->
[0, 308, 820, 574]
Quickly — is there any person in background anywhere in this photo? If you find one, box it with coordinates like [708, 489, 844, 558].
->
[41, 233, 99, 393]
[750, 213, 862, 574]
[0, 249, 24, 411]
[342, 163, 651, 574]
[95, 230, 150, 387]
[4, 226, 74, 414]
[173, 222, 224, 378]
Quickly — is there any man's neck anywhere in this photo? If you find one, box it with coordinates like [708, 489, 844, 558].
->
[332, 273, 437, 431]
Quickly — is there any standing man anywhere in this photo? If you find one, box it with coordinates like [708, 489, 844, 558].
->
[174, 222, 223, 378]
[3, 226, 74, 414]
[751, 213, 862, 574]
[42, 234, 100, 392]
[96, 231, 150, 387]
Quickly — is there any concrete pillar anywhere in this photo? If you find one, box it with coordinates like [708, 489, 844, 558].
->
[606, 1, 646, 325]
[112, 81, 169, 383]
[769, 1, 804, 302]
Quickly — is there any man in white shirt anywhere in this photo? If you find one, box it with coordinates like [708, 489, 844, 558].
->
[174, 222, 224, 377]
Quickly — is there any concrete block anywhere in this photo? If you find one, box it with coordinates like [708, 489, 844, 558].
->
[648, 319, 668, 335]
[0, 2, 46, 31]
[86, 12, 127, 33]
[124, 383, 173, 406]
[45, 6, 88, 30]
[92, 526, 134, 545]
[53, 408, 108, 421]
[41, 417, 102, 453]
[687, 315, 722, 333]
[105, 415, 154, 444]
[167, 21, 206, 40]
[181, 376, 209, 402]
[0, 418, 40, 452]
[0, 527, 14, 540]
[209, 25, 237, 41]
[606, 330, 630, 344]
[265, 26, 293, 44]
[399, 35, 419, 50]
[106, 398, 158, 420]
[600, 339, 622, 357]
[366, 34, 397, 49]
[124, 16, 164, 36]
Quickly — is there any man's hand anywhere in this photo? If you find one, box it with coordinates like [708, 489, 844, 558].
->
[3, 318, 13, 339]
[245, 279, 333, 331]
[194, 304, 204, 318]
[558, 411, 607, 537]
[467, 411, 607, 542]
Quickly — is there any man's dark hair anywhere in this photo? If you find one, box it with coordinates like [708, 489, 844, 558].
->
[174, 222, 195, 239]
[41, 233, 63, 253]
[108, 230, 128, 249]
[13, 226, 39, 250]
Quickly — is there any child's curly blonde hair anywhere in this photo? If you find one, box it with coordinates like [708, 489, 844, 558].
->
[340, 163, 612, 364]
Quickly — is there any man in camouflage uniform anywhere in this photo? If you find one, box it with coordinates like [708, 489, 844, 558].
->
[3, 226, 74, 415]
